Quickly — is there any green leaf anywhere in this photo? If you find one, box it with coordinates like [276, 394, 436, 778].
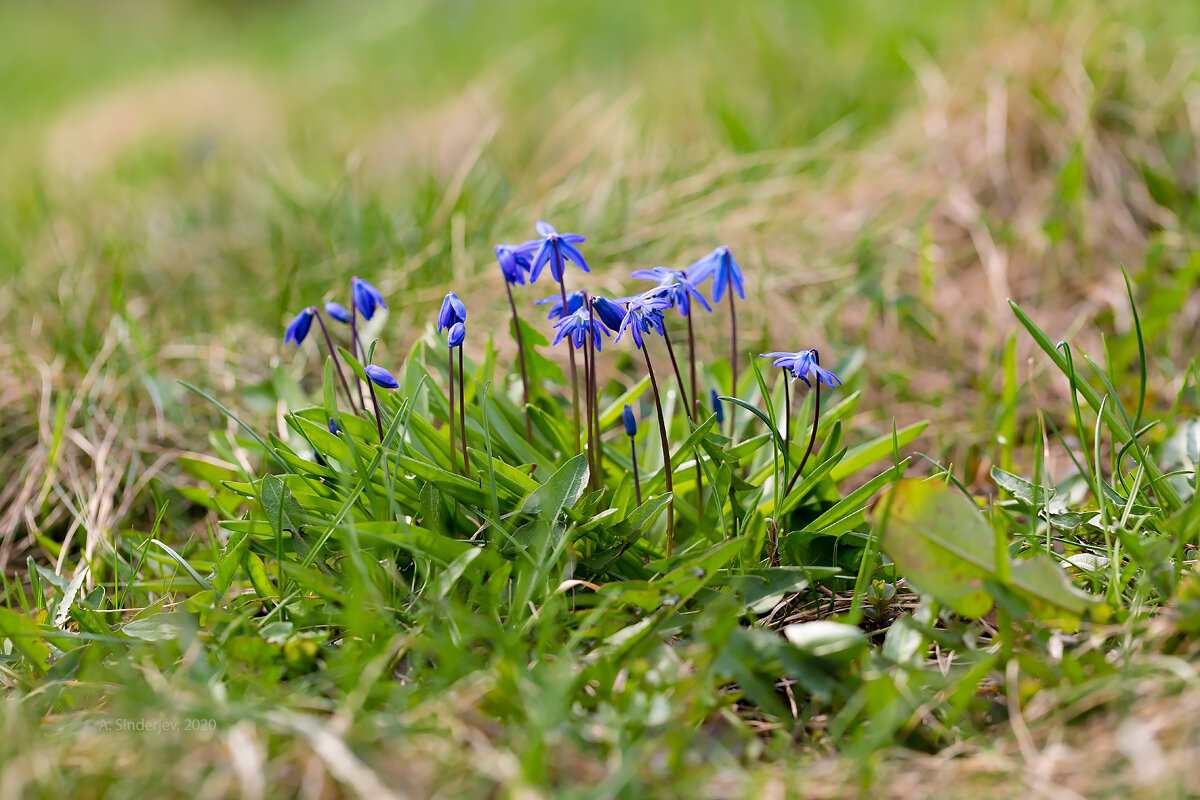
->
[214, 531, 251, 596]
[0, 608, 52, 675]
[875, 480, 995, 618]
[261, 474, 309, 535]
[123, 612, 190, 642]
[729, 566, 838, 614]
[876, 479, 1107, 624]
[522, 454, 590, 525]
[990, 467, 1055, 506]
[53, 565, 90, 629]
[152, 540, 214, 591]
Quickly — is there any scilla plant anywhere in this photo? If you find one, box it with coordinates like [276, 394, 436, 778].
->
[3, 218, 1135, 791]
[209, 220, 931, 713]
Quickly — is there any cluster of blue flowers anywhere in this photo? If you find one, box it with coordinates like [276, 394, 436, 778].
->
[280, 218, 844, 554]
[282, 219, 841, 508]
[495, 222, 754, 356]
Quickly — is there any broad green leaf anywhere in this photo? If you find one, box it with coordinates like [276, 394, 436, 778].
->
[875, 480, 996, 619]
[261, 474, 308, 535]
[123, 613, 190, 642]
[876, 479, 1107, 624]
[522, 454, 589, 524]
[990, 467, 1055, 506]
[0, 608, 52, 675]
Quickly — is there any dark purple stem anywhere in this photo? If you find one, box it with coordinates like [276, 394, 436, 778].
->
[664, 326, 702, 518]
[350, 303, 368, 411]
[588, 297, 603, 489]
[366, 377, 384, 442]
[662, 328, 691, 421]
[505, 283, 533, 443]
[556, 265, 580, 455]
[641, 343, 674, 556]
[727, 290, 738, 441]
[783, 369, 791, 481]
[448, 344, 458, 474]
[458, 346, 468, 474]
[582, 337, 595, 487]
[630, 435, 642, 506]
[312, 309, 358, 413]
[785, 353, 823, 495]
[687, 312, 698, 420]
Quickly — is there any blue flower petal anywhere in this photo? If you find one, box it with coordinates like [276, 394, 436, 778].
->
[528, 239, 553, 283]
[364, 364, 400, 389]
[284, 308, 315, 346]
[325, 302, 351, 324]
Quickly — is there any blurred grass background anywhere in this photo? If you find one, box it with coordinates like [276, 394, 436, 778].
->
[3, 0, 1200, 794]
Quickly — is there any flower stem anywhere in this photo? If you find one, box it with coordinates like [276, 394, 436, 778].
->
[448, 344, 458, 475]
[312, 309, 359, 414]
[556, 274, 581, 455]
[350, 304, 368, 411]
[458, 346, 469, 474]
[727, 290, 738, 441]
[785, 375, 822, 496]
[629, 435, 642, 506]
[662, 329, 691, 421]
[641, 344, 674, 556]
[366, 377, 384, 442]
[505, 283, 533, 443]
[664, 327, 702, 520]
[687, 312, 698, 420]
[687, 314, 705, 521]
[582, 338, 595, 488]
[588, 297, 603, 489]
[783, 369, 791, 483]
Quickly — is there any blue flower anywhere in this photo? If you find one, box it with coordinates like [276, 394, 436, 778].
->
[630, 266, 713, 316]
[328, 418, 341, 434]
[352, 277, 387, 320]
[622, 404, 637, 436]
[325, 302, 351, 324]
[687, 246, 744, 303]
[284, 307, 315, 346]
[365, 364, 400, 390]
[527, 220, 589, 283]
[437, 292, 467, 333]
[614, 292, 671, 350]
[710, 389, 724, 424]
[495, 244, 532, 286]
[590, 295, 627, 333]
[448, 321, 466, 349]
[759, 349, 842, 389]
[534, 290, 586, 320]
[552, 308, 608, 350]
